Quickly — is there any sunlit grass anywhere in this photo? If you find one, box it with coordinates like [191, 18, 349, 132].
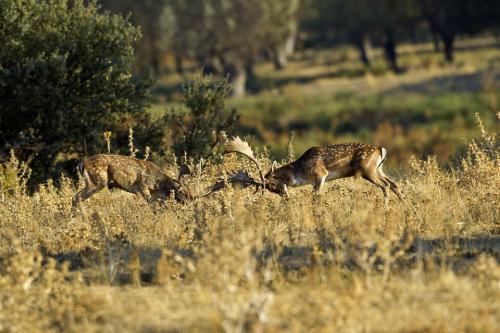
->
[0, 115, 498, 332]
[10, 40, 492, 331]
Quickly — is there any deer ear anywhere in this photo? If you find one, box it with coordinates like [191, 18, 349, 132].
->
[178, 163, 191, 180]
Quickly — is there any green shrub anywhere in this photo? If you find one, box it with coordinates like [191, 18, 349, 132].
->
[0, 0, 160, 183]
[168, 72, 239, 161]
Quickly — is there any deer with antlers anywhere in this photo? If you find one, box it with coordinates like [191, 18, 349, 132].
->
[221, 137, 404, 208]
[72, 154, 208, 206]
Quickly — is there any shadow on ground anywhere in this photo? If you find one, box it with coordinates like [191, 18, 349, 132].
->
[152, 42, 499, 100]
[39, 233, 500, 286]
[381, 71, 500, 96]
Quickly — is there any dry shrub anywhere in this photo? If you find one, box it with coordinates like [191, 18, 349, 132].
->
[0, 243, 104, 333]
[0, 150, 31, 200]
[460, 113, 499, 187]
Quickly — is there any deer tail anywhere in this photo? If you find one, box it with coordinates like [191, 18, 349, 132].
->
[78, 161, 91, 183]
[78, 161, 85, 177]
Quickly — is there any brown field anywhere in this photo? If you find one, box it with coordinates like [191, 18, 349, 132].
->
[0, 116, 498, 332]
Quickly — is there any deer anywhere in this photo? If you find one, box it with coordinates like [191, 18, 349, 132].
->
[219, 137, 404, 209]
[72, 154, 212, 206]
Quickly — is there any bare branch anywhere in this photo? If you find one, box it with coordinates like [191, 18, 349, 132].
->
[178, 163, 191, 181]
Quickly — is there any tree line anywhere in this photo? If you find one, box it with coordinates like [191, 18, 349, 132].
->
[102, 0, 500, 95]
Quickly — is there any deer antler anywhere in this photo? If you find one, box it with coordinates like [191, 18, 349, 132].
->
[223, 136, 265, 187]
[195, 170, 262, 198]
[226, 170, 261, 188]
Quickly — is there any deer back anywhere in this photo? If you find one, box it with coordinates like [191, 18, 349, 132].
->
[294, 143, 383, 171]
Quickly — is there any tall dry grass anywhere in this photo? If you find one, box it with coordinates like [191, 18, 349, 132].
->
[0, 116, 498, 333]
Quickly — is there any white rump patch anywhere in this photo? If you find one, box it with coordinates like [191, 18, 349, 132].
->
[82, 168, 92, 184]
[79, 162, 84, 176]
[378, 147, 387, 168]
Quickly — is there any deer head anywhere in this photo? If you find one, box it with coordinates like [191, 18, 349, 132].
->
[219, 136, 288, 196]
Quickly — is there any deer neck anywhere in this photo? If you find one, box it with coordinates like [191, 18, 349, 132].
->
[159, 176, 178, 191]
[277, 163, 308, 187]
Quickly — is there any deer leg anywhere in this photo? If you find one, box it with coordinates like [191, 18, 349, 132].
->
[377, 169, 404, 201]
[362, 172, 389, 209]
[72, 185, 103, 207]
[283, 184, 290, 198]
[136, 184, 153, 203]
[72, 189, 85, 207]
[313, 175, 327, 194]
[313, 165, 329, 194]
[73, 166, 108, 207]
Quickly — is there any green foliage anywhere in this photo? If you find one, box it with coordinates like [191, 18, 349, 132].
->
[420, 0, 500, 61]
[162, 0, 299, 61]
[305, 0, 420, 71]
[230, 90, 495, 169]
[100, 0, 168, 73]
[304, 0, 500, 68]
[168, 72, 238, 161]
[0, 0, 159, 183]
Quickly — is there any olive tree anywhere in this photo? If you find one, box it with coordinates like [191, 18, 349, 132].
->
[0, 0, 159, 183]
[419, 0, 500, 63]
[161, 0, 301, 96]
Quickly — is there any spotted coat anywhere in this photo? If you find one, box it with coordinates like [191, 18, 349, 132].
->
[264, 143, 402, 208]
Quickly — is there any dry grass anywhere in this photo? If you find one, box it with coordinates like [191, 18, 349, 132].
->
[1, 117, 499, 333]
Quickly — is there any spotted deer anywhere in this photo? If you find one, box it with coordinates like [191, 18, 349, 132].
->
[72, 154, 202, 206]
[221, 137, 404, 208]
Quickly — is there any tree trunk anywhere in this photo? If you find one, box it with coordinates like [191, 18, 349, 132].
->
[432, 32, 441, 52]
[355, 36, 372, 67]
[198, 58, 217, 75]
[210, 56, 225, 76]
[442, 34, 455, 63]
[272, 45, 288, 70]
[284, 27, 297, 57]
[174, 53, 184, 75]
[272, 24, 297, 70]
[245, 58, 257, 93]
[227, 62, 247, 97]
[383, 32, 400, 73]
[197, 54, 226, 76]
[148, 27, 161, 75]
[245, 58, 255, 78]
[151, 56, 160, 76]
